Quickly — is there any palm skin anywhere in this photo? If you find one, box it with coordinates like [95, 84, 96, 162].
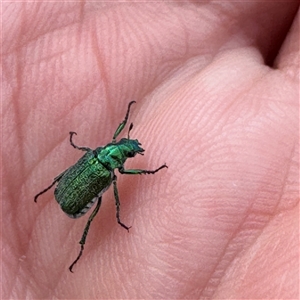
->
[2, 2, 299, 299]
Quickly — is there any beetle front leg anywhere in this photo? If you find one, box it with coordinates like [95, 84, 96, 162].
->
[113, 175, 131, 232]
[69, 132, 91, 152]
[118, 163, 168, 175]
[69, 196, 102, 273]
[112, 101, 136, 142]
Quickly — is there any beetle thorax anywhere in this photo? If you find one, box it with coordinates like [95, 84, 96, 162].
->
[96, 138, 144, 170]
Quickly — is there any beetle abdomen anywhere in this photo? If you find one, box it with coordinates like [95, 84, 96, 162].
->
[54, 151, 113, 218]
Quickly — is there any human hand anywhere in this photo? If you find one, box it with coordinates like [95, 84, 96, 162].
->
[3, 2, 299, 299]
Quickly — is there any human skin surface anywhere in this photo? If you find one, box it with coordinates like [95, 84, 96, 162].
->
[2, 2, 299, 299]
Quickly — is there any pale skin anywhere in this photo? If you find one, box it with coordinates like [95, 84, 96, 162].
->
[2, 2, 299, 299]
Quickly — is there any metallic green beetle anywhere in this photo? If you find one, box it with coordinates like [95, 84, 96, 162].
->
[34, 101, 167, 272]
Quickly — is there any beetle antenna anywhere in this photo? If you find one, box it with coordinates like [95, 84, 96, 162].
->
[128, 123, 133, 139]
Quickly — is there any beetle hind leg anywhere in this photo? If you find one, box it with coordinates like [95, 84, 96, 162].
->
[69, 196, 102, 273]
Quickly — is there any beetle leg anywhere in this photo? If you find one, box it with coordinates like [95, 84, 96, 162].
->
[69, 132, 91, 152]
[34, 170, 66, 202]
[113, 175, 131, 232]
[69, 196, 102, 273]
[118, 163, 168, 175]
[112, 101, 136, 142]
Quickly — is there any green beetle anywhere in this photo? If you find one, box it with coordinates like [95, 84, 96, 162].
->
[34, 101, 167, 272]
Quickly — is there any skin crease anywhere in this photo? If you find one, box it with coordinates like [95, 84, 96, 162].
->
[2, 2, 299, 299]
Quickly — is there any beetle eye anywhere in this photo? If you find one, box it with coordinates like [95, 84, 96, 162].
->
[128, 151, 135, 157]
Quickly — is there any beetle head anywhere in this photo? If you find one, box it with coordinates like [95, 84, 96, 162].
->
[119, 138, 145, 158]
